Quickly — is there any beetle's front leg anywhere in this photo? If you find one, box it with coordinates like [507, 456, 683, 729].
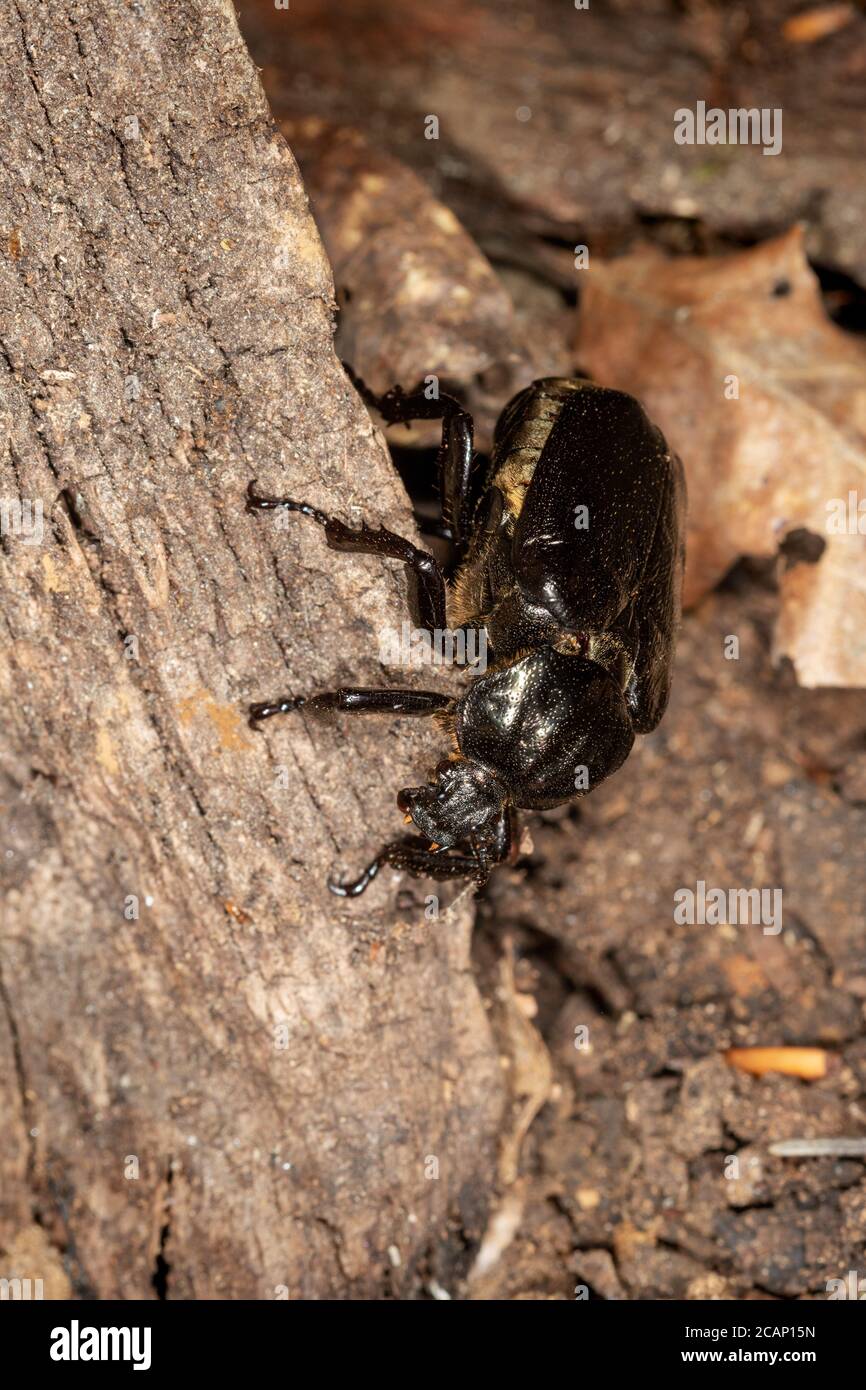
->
[249, 687, 454, 726]
[329, 804, 518, 898]
[328, 837, 488, 898]
[246, 481, 447, 635]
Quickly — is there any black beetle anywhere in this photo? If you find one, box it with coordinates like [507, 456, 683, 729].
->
[246, 372, 685, 896]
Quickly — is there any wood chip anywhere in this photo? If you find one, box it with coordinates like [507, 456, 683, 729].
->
[725, 1046, 828, 1079]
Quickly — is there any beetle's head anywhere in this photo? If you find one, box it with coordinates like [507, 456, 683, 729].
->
[397, 758, 507, 850]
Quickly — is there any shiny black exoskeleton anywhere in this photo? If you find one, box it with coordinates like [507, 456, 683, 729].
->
[246, 373, 685, 896]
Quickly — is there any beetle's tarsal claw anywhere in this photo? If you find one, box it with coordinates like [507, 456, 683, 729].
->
[328, 858, 381, 898]
[248, 697, 304, 726]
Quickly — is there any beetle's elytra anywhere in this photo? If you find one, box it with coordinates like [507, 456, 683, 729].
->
[246, 373, 686, 896]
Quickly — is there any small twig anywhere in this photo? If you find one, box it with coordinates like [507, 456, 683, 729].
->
[768, 1137, 866, 1158]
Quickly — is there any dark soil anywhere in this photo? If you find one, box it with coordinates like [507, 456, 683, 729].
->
[470, 570, 866, 1298]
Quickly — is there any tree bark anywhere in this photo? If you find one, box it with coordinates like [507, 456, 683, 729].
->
[0, 0, 503, 1298]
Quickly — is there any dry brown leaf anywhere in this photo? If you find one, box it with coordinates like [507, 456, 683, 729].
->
[278, 117, 574, 447]
[576, 227, 866, 687]
[280, 117, 513, 394]
[243, 0, 866, 289]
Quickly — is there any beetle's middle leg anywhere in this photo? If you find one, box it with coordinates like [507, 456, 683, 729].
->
[246, 482, 447, 634]
[249, 687, 453, 726]
[345, 365, 475, 556]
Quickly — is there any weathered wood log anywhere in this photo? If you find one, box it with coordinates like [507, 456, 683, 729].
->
[0, 0, 503, 1298]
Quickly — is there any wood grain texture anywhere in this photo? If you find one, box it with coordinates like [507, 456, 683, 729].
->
[0, 0, 503, 1298]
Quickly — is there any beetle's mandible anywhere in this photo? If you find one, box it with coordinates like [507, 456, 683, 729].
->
[245, 372, 686, 896]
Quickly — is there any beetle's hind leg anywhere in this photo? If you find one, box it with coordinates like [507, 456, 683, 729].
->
[249, 687, 453, 727]
[246, 481, 447, 634]
[344, 365, 475, 558]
